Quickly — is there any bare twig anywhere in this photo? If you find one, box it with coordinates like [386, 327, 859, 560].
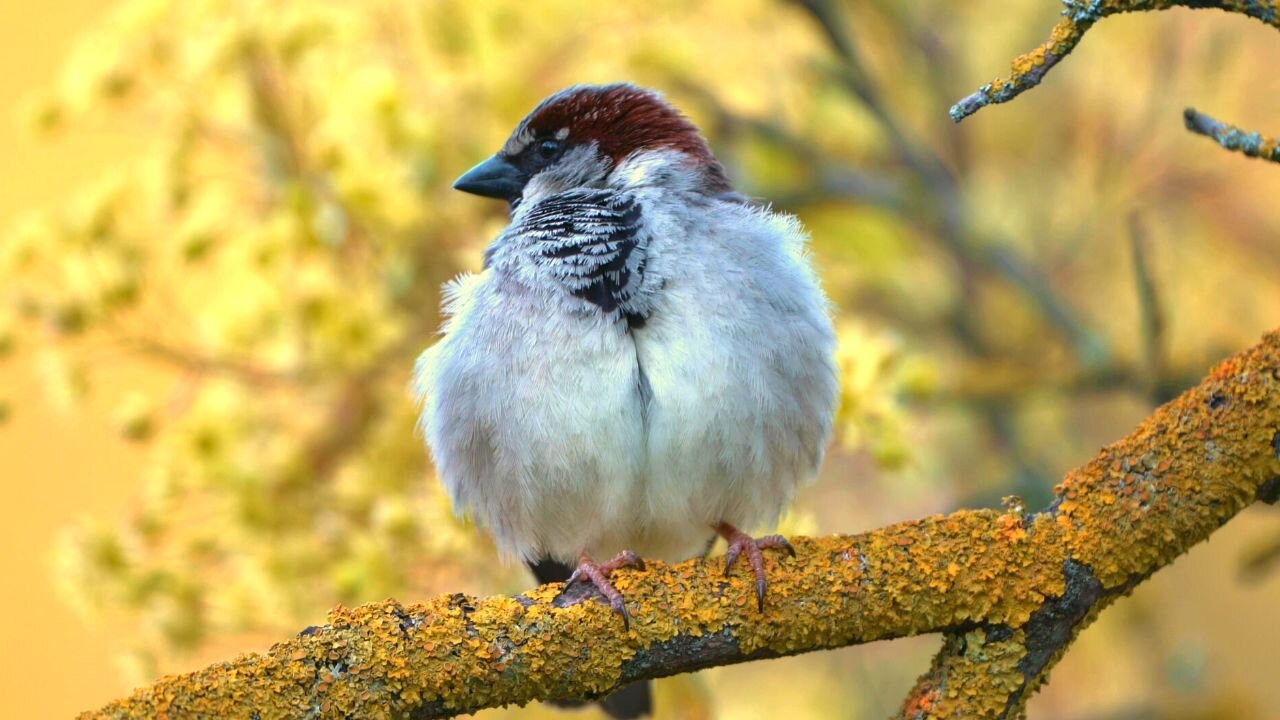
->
[127, 336, 309, 386]
[790, 0, 955, 194]
[1128, 214, 1170, 403]
[921, 360, 1202, 408]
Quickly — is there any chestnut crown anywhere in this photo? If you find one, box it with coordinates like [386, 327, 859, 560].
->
[453, 84, 730, 201]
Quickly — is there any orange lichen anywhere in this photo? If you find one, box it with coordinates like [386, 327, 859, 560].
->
[899, 330, 1280, 719]
[83, 331, 1280, 719]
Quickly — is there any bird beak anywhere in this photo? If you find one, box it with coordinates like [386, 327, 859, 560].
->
[452, 154, 525, 201]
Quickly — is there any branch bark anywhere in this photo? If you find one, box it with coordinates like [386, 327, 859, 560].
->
[83, 330, 1280, 719]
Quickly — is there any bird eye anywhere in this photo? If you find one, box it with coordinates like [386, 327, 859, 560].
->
[537, 138, 562, 159]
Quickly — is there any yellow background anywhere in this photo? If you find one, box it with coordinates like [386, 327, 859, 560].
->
[4, 3, 1280, 719]
[0, 2, 147, 717]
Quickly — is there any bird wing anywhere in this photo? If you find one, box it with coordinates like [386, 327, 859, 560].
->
[516, 189, 650, 325]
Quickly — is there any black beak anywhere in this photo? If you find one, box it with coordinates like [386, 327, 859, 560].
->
[453, 154, 525, 201]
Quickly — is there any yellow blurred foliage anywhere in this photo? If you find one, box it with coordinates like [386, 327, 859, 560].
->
[3, 0, 1280, 718]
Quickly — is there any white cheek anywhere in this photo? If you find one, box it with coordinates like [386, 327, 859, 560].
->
[519, 145, 611, 204]
[607, 149, 699, 192]
[613, 163, 652, 187]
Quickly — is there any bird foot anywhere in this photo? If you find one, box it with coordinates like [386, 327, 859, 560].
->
[715, 522, 796, 611]
[565, 550, 646, 630]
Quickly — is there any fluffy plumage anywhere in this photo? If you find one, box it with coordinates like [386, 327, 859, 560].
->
[416, 83, 836, 718]
[416, 84, 837, 566]
[419, 82, 839, 566]
[422, 204, 831, 557]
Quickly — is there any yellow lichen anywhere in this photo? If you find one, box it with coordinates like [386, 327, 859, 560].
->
[82, 331, 1280, 719]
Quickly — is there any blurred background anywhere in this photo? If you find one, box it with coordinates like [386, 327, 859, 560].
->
[2, 1, 1279, 718]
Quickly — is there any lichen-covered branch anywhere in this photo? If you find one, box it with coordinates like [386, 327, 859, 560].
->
[1184, 107, 1280, 163]
[951, 1, 1280, 123]
[84, 330, 1280, 720]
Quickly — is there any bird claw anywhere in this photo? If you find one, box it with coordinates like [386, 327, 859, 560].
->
[609, 595, 631, 631]
[565, 550, 645, 631]
[716, 524, 795, 611]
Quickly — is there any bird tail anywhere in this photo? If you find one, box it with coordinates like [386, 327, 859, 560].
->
[526, 557, 654, 718]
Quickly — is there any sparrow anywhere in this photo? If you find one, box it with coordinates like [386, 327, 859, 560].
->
[415, 83, 838, 717]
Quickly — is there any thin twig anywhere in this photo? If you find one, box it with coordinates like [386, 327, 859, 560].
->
[1128, 213, 1170, 403]
[1184, 107, 1280, 163]
[127, 336, 309, 386]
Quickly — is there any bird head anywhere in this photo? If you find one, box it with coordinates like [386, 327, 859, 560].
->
[453, 83, 731, 206]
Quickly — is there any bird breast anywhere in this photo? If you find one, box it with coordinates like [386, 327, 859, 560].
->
[418, 197, 837, 566]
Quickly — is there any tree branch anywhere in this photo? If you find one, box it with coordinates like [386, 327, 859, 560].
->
[951, 1, 1280, 123]
[83, 330, 1280, 719]
[1184, 107, 1280, 163]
